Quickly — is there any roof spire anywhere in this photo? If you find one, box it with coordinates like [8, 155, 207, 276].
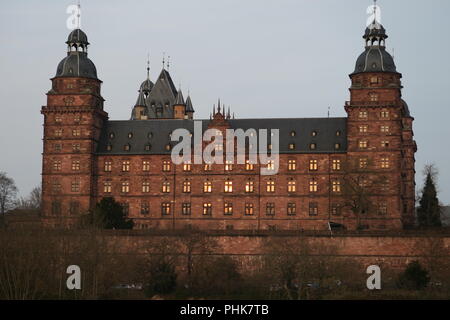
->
[146, 53, 150, 79]
[162, 52, 165, 70]
[167, 55, 171, 71]
[77, 1, 81, 29]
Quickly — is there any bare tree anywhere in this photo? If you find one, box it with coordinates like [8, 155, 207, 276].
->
[0, 172, 18, 217]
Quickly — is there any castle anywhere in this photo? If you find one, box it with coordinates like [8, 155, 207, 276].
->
[40, 13, 416, 231]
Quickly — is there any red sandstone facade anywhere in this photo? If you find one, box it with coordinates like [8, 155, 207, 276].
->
[40, 19, 417, 231]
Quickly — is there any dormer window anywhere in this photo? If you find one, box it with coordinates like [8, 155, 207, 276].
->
[290, 131, 296, 137]
[109, 132, 115, 139]
[145, 144, 151, 151]
[148, 132, 153, 139]
[310, 143, 317, 150]
[311, 131, 317, 137]
[124, 144, 131, 151]
[128, 132, 133, 139]
[106, 144, 112, 151]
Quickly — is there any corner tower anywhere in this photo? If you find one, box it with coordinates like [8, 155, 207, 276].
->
[345, 12, 416, 229]
[41, 29, 108, 227]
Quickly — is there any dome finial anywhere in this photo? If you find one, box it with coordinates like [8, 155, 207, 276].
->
[76, 1, 81, 29]
[146, 53, 150, 79]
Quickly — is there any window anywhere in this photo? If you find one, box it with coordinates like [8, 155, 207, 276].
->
[309, 179, 318, 193]
[267, 160, 275, 171]
[162, 181, 171, 193]
[106, 144, 112, 151]
[359, 158, 368, 169]
[335, 143, 341, 150]
[381, 140, 390, 148]
[224, 180, 233, 193]
[72, 144, 80, 152]
[359, 140, 368, 149]
[122, 160, 130, 172]
[332, 180, 341, 193]
[309, 202, 318, 216]
[104, 161, 112, 172]
[142, 181, 150, 193]
[182, 203, 191, 215]
[287, 179, 296, 193]
[51, 201, 61, 215]
[69, 201, 80, 215]
[71, 160, 80, 171]
[378, 202, 388, 215]
[336, 130, 341, 136]
[369, 93, 378, 101]
[127, 132, 133, 139]
[55, 129, 63, 137]
[183, 162, 192, 172]
[359, 125, 368, 133]
[288, 143, 295, 150]
[359, 111, 368, 119]
[310, 143, 317, 150]
[225, 160, 233, 171]
[109, 132, 115, 139]
[203, 203, 212, 216]
[124, 144, 131, 151]
[52, 181, 61, 193]
[290, 131, 296, 137]
[380, 111, 390, 119]
[71, 180, 80, 193]
[145, 144, 151, 151]
[204, 163, 212, 171]
[121, 203, 129, 216]
[358, 176, 369, 188]
[103, 181, 112, 193]
[266, 180, 275, 193]
[370, 76, 379, 85]
[183, 180, 191, 193]
[162, 160, 171, 172]
[165, 144, 171, 151]
[380, 157, 390, 169]
[55, 115, 62, 123]
[245, 203, 254, 216]
[53, 160, 62, 171]
[72, 129, 81, 137]
[161, 203, 171, 215]
[332, 159, 341, 171]
[54, 144, 62, 152]
[245, 160, 254, 171]
[121, 181, 130, 193]
[203, 180, 212, 193]
[287, 203, 296, 216]
[380, 125, 390, 133]
[141, 202, 150, 215]
[288, 159, 296, 171]
[309, 159, 318, 171]
[311, 131, 317, 137]
[266, 203, 275, 216]
[74, 115, 81, 123]
[142, 160, 150, 172]
[224, 203, 233, 216]
[331, 204, 341, 216]
[245, 180, 254, 193]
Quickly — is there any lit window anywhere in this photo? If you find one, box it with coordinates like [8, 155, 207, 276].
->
[203, 203, 212, 216]
[310, 143, 317, 150]
[370, 76, 379, 84]
[287, 203, 296, 216]
[381, 140, 389, 148]
[162, 160, 171, 172]
[104, 161, 112, 172]
[103, 181, 112, 193]
[336, 130, 341, 136]
[71, 180, 80, 193]
[359, 158, 368, 169]
[359, 125, 368, 133]
[332, 159, 341, 171]
[124, 144, 131, 151]
[55, 115, 62, 123]
[72, 129, 81, 137]
[122, 160, 130, 172]
[267, 160, 275, 171]
[106, 144, 112, 151]
[290, 131, 296, 137]
[224, 203, 233, 215]
[165, 144, 171, 151]
[288, 159, 296, 171]
[225, 160, 233, 171]
[74, 115, 81, 123]
[162, 181, 171, 193]
[245, 180, 254, 193]
[381, 111, 390, 118]
[245, 203, 254, 215]
[55, 129, 63, 137]
[359, 111, 368, 119]
[224, 180, 233, 193]
[288, 143, 295, 150]
[331, 204, 341, 216]
[53, 160, 62, 171]
[332, 180, 341, 193]
[266, 180, 275, 193]
[182, 203, 191, 215]
[369, 93, 378, 101]
[145, 144, 151, 151]
[142, 160, 150, 172]
[121, 181, 130, 193]
[359, 140, 368, 149]
[204, 163, 212, 171]
[72, 144, 80, 152]
[203, 180, 212, 193]
[161, 203, 171, 215]
[109, 132, 115, 139]
[142, 181, 150, 193]
[335, 143, 341, 150]
[266, 203, 275, 216]
[245, 160, 254, 171]
[288, 179, 296, 193]
[309, 159, 318, 171]
[183, 162, 192, 172]
[309, 179, 318, 193]
[183, 180, 191, 193]
[309, 202, 318, 216]
[358, 177, 369, 188]
[378, 202, 388, 215]
[311, 131, 317, 137]
[381, 125, 390, 133]
[380, 157, 390, 169]
[71, 160, 80, 171]
[128, 132, 133, 139]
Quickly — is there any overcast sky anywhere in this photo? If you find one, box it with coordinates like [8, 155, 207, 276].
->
[0, 0, 449, 204]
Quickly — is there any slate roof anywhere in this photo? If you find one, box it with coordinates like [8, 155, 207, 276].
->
[96, 118, 347, 155]
[144, 69, 179, 118]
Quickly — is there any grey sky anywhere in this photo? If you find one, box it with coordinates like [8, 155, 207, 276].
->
[0, 0, 449, 204]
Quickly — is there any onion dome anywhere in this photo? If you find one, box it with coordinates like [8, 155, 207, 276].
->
[55, 28, 98, 79]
